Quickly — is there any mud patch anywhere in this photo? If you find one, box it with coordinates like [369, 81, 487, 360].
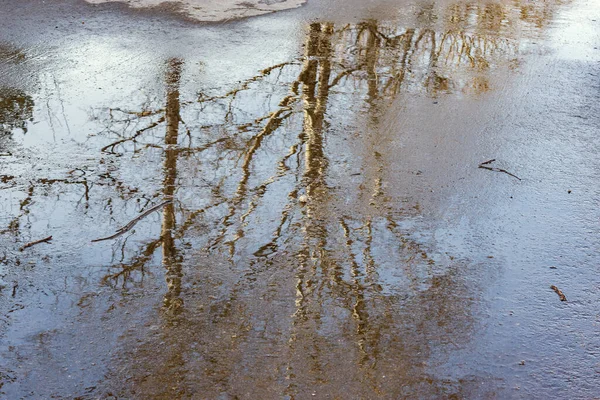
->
[84, 0, 306, 21]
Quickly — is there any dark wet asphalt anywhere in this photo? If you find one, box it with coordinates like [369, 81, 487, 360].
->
[1, 0, 600, 398]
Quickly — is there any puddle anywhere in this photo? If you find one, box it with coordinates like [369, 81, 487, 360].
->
[1, 0, 600, 397]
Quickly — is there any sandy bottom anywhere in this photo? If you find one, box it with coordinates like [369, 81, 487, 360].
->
[85, 0, 306, 21]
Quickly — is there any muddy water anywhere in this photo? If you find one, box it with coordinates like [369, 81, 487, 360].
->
[1, 0, 599, 398]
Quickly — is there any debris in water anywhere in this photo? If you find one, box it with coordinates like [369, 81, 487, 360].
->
[550, 285, 567, 301]
[478, 159, 521, 181]
[19, 235, 53, 251]
[0, 174, 15, 183]
[91, 200, 172, 242]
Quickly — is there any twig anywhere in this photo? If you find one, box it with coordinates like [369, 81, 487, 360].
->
[550, 285, 567, 302]
[478, 159, 521, 180]
[91, 200, 172, 243]
[19, 236, 52, 251]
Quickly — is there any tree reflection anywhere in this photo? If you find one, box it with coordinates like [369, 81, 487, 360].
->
[0, 0, 562, 397]
[0, 66, 35, 239]
[0, 43, 33, 137]
[162, 59, 184, 315]
[0, 88, 34, 135]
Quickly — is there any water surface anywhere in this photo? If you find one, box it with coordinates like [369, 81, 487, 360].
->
[1, 0, 599, 398]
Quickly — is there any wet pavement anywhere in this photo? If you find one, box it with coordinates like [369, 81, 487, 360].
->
[1, 0, 600, 398]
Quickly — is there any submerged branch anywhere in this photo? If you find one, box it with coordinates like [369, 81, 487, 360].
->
[92, 200, 172, 242]
[550, 285, 567, 302]
[19, 236, 52, 251]
[478, 159, 521, 180]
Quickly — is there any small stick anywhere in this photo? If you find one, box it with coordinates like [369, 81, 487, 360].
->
[478, 159, 521, 181]
[550, 285, 567, 301]
[19, 236, 52, 251]
[91, 200, 172, 243]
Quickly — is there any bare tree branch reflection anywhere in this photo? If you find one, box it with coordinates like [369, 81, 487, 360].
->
[92, 2, 561, 395]
[0, 1, 565, 397]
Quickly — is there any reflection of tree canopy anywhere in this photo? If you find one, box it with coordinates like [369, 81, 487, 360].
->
[97, 18, 518, 153]
[0, 43, 26, 63]
[95, 0, 560, 289]
[0, 88, 34, 135]
[0, 0, 563, 397]
[85, 1, 564, 396]
[1, 43, 32, 136]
